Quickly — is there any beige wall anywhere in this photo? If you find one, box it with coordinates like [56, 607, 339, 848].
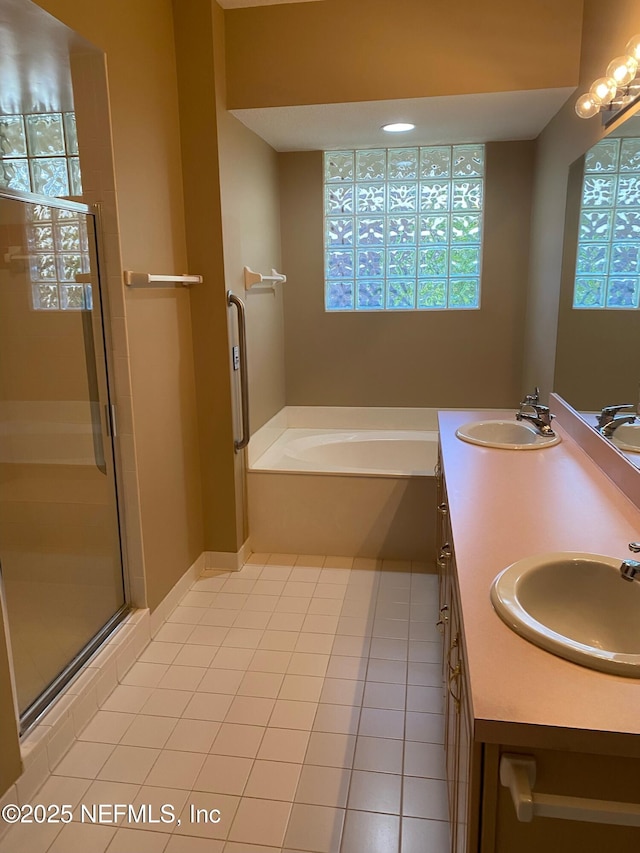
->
[34, 0, 204, 609]
[173, 0, 285, 554]
[523, 0, 640, 403]
[280, 142, 534, 408]
[217, 113, 285, 435]
[172, 0, 243, 553]
[225, 0, 583, 109]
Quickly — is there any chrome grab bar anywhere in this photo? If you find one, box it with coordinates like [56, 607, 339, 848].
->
[227, 290, 250, 452]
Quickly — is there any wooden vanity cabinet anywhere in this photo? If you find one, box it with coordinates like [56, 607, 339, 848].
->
[436, 448, 640, 853]
[436, 450, 482, 853]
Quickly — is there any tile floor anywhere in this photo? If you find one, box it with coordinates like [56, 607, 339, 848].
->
[0, 554, 449, 853]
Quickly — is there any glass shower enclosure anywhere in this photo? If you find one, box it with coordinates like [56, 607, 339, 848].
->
[0, 190, 127, 733]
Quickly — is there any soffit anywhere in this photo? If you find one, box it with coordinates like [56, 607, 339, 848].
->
[230, 87, 575, 152]
[0, 0, 96, 115]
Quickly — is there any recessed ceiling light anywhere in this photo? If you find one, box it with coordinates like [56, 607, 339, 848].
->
[382, 122, 416, 133]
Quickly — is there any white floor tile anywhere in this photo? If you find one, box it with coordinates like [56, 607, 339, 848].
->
[77, 711, 136, 744]
[144, 750, 206, 790]
[106, 827, 171, 852]
[182, 693, 234, 722]
[163, 719, 220, 753]
[210, 723, 266, 759]
[139, 689, 193, 718]
[10, 556, 445, 853]
[97, 746, 160, 784]
[48, 822, 116, 853]
[119, 715, 177, 749]
[52, 741, 115, 778]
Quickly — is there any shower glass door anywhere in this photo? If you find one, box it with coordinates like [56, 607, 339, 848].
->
[0, 192, 126, 732]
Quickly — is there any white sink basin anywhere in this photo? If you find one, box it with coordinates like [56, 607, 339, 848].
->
[491, 552, 640, 677]
[612, 424, 640, 453]
[455, 420, 561, 450]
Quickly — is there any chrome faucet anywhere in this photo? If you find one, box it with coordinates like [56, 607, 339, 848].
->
[621, 543, 640, 581]
[596, 404, 637, 437]
[516, 387, 555, 436]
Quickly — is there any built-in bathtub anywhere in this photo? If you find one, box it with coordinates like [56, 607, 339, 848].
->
[247, 407, 440, 562]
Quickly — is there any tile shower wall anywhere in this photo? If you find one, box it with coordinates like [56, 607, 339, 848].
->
[0, 554, 448, 853]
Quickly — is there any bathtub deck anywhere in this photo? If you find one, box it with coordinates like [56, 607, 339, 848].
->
[251, 428, 439, 477]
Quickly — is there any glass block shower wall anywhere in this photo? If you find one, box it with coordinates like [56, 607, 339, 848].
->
[574, 137, 640, 309]
[0, 113, 81, 197]
[26, 203, 92, 311]
[1, 113, 90, 310]
[324, 145, 485, 311]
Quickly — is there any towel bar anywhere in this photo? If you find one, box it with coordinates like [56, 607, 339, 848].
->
[500, 754, 640, 826]
[124, 271, 202, 288]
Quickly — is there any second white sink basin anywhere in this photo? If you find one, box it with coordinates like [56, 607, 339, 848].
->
[456, 419, 561, 450]
[612, 424, 640, 453]
[491, 552, 640, 677]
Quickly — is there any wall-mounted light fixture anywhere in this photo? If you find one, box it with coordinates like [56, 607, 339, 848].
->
[575, 34, 640, 121]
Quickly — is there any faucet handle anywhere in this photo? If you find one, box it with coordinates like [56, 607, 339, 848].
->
[520, 386, 540, 407]
[597, 404, 635, 428]
[601, 403, 635, 416]
[532, 403, 553, 421]
[621, 559, 640, 581]
[629, 542, 640, 553]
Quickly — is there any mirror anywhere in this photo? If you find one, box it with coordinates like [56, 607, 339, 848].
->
[554, 111, 640, 420]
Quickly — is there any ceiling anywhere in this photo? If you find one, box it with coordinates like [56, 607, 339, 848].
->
[230, 87, 575, 152]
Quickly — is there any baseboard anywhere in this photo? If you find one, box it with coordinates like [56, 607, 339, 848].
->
[204, 539, 251, 573]
[149, 552, 206, 637]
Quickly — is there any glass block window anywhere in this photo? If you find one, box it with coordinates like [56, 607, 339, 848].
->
[573, 137, 640, 309]
[324, 145, 484, 311]
[26, 203, 92, 311]
[0, 112, 82, 197]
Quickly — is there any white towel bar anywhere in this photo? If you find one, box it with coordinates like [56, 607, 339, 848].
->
[243, 266, 286, 289]
[124, 271, 202, 288]
[500, 754, 640, 826]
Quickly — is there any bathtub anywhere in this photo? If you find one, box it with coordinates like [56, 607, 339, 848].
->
[247, 407, 440, 563]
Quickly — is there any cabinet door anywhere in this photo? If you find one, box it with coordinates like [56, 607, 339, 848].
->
[449, 567, 478, 853]
[435, 451, 450, 619]
[445, 630, 460, 839]
[455, 667, 471, 853]
[444, 563, 462, 850]
[436, 452, 453, 682]
[439, 464, 480, 853]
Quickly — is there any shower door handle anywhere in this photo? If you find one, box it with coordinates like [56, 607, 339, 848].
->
[81, 303, 107, 474]
[227, 290, 250, 452]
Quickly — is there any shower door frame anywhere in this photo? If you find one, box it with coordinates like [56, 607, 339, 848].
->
[0, 187, 130, 736]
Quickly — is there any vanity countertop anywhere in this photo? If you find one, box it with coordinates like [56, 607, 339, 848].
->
[438, 408, 640, 755]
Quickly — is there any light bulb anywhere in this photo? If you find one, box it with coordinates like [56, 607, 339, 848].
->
[575, 93, 600, 119]
[625, 34, 640, 62]
[589, 76, 618, 105]
[606, 54, 639, 87]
